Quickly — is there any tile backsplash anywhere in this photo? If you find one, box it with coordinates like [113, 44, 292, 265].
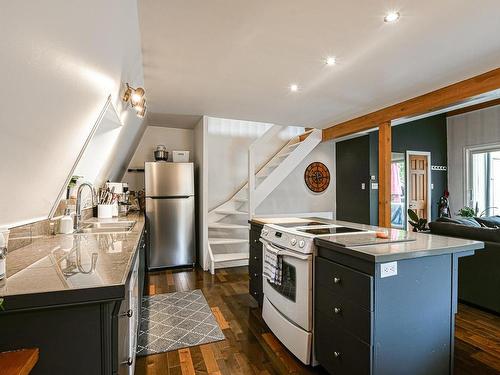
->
[8, 199, 93, 252]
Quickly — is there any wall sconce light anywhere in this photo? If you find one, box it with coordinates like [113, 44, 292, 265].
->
[122, 83, 147, 118]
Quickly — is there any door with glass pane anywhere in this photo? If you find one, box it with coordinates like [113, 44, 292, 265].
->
[467, 146, 500, 216]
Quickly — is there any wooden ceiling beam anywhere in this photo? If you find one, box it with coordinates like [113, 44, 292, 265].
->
[446, 97, 500, 117]
[322, 67, 500, 141]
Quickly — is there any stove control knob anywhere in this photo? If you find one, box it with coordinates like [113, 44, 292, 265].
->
[298, 240, 305, 248]
[290, 238, 297, 246]
[262, 229, 268, 236]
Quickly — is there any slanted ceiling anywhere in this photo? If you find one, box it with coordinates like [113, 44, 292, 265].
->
[0, 0, 145, 228]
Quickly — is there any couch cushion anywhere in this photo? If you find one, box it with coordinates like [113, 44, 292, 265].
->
[453, 217, 482, 227]
[429, 222, 500, 243]
[475, 216, 500, 228]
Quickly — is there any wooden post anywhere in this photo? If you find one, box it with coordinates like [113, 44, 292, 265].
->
[378, 121, 392, 227]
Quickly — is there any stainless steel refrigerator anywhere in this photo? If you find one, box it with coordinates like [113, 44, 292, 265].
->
[145, 162, 195, 270]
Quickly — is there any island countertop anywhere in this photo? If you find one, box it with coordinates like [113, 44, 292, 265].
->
[250, 216, 484, 263]
[0, 213, 144, 310]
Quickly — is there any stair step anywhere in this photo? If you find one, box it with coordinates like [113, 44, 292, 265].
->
[208, 223, 249, 230]
[209, 238, 248, 245]
[215, 210, 248, 216]
[213, 252, 249, 263]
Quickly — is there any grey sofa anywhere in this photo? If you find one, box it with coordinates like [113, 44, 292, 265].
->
[429, 217, 500, 314]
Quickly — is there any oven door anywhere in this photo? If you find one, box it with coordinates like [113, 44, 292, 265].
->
[262, 240, 313, 331]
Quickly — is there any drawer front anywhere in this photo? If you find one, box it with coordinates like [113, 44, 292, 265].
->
[316, 257, 373, 310]
[249, 273, 262, 305]
[315, 310, 371, 375]
[315, 286, 372, 343]
[249, 229, 262, 247]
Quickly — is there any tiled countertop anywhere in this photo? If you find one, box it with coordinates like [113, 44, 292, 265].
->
[0, 213, 144, 310]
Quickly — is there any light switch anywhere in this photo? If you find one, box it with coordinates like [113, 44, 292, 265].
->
[371, 183, 379, 190]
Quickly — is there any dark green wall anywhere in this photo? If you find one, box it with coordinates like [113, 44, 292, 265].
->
[336, 114, 448, 226]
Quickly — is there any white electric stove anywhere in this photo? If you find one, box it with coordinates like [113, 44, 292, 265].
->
[259, 219, 372, 365]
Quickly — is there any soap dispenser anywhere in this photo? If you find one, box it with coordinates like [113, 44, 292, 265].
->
[60, 209, 74, 234]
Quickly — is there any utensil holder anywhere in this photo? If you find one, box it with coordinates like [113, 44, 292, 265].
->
[98, 204, 113, 219]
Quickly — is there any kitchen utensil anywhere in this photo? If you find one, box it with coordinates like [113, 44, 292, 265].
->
[154, 145, 168, 161]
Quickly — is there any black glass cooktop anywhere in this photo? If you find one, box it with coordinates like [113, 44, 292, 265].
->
[276, 221, 328, 228]
[297, 227, 365, 235]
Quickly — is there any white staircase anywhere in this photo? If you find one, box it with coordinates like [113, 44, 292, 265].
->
[207, 127, 322, 274]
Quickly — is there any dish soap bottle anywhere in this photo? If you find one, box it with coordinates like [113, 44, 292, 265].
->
[60, 209, 74, 234]
[0, 229, 8, 280]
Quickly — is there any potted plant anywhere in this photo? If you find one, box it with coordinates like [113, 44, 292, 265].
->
[457, 206, 476, 218]
[407, 209, 429, 232]
[67, 175, 82, 199]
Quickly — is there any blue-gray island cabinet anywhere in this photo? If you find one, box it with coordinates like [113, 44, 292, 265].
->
[314, 232, 484, 375]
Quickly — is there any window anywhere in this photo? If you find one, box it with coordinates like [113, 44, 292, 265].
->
[466, 144, 500, 216]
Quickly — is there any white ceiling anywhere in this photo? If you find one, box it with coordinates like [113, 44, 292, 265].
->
[138, 0, 500, 128]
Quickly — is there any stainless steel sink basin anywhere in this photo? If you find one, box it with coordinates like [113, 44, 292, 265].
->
[76, 221, 136, 234]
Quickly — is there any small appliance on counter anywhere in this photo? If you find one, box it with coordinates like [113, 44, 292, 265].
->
[154, 144, 168, 161]
[172, 150, 190, 162]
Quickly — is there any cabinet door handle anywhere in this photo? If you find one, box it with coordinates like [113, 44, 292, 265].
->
[254, 256, 258, 260]
[121, 309, 133, 318]
[254, 273, 258, 277]
[333, 307, 342, 314]
[333, 351, 341, 359]
[333, 277, 341, 284]
[124, 357, 133, 366]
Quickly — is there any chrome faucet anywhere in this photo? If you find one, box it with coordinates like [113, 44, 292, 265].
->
[75, 182, 96, 231]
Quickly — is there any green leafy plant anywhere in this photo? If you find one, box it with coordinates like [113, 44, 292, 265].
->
[0, 297, 4, 310]
[407, 209, 428, 232]
[68, 175, 82, 188]
[457, 206, 475, 218]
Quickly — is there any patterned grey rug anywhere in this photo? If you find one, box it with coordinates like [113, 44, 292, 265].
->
[136, 289, 225, 356]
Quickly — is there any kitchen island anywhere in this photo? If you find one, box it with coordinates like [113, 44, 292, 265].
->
[249, 217, 484, 375]
[0, 213, 146, 375]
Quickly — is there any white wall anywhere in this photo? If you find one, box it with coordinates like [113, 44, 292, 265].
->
[256, 142, 335, 215]
[447, 104, 500, 215]
[193, 118, 208, 269]
[206, 116, 334, 215]
[0, 0, 145, 228]
[206, 117, 304, 210]
[122, 126, 194, 191]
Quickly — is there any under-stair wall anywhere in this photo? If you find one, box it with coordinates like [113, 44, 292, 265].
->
[202, 116, 335, 273]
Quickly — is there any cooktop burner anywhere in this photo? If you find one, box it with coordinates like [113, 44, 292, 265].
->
[276, 221, 328, 228]
[296, 227, 365, 235]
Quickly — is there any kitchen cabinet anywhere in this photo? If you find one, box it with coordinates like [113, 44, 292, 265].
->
[0, 229, 146, 375]
[248, 222, 263, 307]
[314, 241, 477, 375]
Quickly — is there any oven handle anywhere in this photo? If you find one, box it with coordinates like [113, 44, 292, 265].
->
[260, 239, 311, 261]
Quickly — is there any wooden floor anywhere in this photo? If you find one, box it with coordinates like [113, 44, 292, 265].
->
[135, 267, 500, 375]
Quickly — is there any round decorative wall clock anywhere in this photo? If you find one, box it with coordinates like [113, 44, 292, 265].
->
[304, 162, 330, 193]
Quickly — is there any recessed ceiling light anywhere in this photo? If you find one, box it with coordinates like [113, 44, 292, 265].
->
[325, 56, 337, 66]
[384, 11, 400, 23]
[290, 84, 299, 92]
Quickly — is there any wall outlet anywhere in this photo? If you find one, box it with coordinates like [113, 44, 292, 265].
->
[371, 183, 379, 190]
[361, 183, 366, 190]
[380, 261, 398, 278]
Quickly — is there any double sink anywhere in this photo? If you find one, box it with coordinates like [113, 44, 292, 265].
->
[76, 221, 136, 234]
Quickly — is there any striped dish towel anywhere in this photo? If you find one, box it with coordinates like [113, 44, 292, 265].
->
[263, 244, 282, 286]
